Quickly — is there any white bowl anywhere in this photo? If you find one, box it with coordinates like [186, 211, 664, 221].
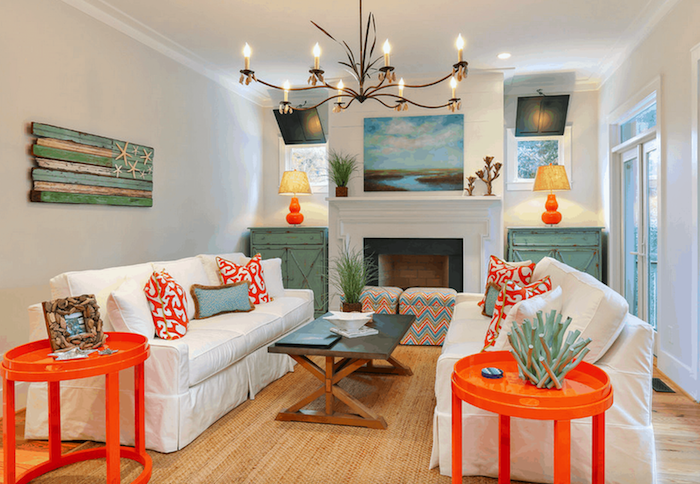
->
[324, 311, 374, 332]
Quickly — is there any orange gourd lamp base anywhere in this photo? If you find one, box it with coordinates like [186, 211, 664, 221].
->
[286, 196, 304, 225]
[541, 193, 562, 225]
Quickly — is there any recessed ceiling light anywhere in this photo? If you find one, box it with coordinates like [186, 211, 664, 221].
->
[498, 52, 511, 60]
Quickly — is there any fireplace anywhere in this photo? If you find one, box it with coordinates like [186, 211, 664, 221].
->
[364, 238, 463, 292]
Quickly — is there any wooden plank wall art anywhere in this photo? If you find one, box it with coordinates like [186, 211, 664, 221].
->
[29, 123, 153, 207]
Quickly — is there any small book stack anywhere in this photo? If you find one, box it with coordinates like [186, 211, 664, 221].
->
[330, 326, 379, 339]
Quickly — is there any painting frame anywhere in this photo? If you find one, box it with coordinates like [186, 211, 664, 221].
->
[42, 294, 106, 352]
[363, 114, 464, 192]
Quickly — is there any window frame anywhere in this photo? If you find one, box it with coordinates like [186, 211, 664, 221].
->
[278, 138, 328, 194]
[505, 126, 572, 191]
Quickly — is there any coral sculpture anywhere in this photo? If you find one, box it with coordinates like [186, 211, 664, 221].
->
[465, 176, 476, 196]
[507, 310, 592, 390]
[475, 156, 502, 196]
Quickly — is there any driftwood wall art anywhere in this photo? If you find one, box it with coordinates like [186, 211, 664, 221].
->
[29, 123, 154, 207]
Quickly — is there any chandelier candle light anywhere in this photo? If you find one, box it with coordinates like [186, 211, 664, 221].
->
[279, 170, 312, 225]
[240, 0, 468, 114]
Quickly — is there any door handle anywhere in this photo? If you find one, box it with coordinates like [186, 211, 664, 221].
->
[629, 252, 645, 256]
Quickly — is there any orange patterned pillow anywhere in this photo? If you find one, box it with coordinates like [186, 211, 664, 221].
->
[479, 256, 536, 307]
[482, 276, 552, 351]
[217, 254, 270, 305]
[144, 270, 189, 340]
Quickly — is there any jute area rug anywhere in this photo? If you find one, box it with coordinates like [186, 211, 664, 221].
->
[32, 346, 530, 484]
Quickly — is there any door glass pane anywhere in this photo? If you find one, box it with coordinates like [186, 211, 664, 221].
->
[646, 145, 659, 330]
[623, 156, 639, 316]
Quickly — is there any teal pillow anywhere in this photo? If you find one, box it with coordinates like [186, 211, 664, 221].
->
[190, 282, 254, 319]
[482, 282, 501, 317]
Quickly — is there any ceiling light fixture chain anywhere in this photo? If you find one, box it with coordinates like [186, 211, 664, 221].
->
[239, 0, 468, 114]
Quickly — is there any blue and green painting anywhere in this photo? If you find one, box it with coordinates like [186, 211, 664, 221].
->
[364, 114, 464, 192]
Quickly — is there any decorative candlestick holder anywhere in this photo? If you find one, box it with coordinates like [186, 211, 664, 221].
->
[465, 176, 476, 196]
[476, 156, 501, 196]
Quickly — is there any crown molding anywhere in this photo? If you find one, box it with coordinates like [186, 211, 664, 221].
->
[60, 0, 270, 107]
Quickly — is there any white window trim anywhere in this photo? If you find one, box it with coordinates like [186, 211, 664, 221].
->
[278, 138, 328, 193]
[506, 126, 572, 191]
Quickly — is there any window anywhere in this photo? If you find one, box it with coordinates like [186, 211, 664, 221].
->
[620, 102, 657, 143]
[506, 126, 572, 190]
[279, 141, 328, 193]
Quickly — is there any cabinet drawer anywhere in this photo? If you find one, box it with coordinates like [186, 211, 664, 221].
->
[510, 229, 600, 248]
[251, 229, 325, 246]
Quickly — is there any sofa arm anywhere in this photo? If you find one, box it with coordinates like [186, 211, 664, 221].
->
[596, 313, 654, 375]
[146, 338, 190, 396]
[455, 293, 483, 305]
[283, 289, 314, 302]
[28, 303, 47, 343]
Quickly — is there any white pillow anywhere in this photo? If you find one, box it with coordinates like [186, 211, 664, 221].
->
[154, 257, 210, 319]
[492, 286, 563, 351]
[531, 257, 629, 363]
[240, 256, 285, 300]
[107, 278, 155, 340]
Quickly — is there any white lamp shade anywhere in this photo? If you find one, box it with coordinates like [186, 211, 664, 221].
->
[533, 164, 570, 192]
[279, 170, 312, 195]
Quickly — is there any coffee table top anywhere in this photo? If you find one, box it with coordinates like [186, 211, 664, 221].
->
[269, 313, 414, 359]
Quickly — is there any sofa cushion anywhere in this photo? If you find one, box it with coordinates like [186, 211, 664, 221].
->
[107, 277, 156, 340]
[491, 285, 563, 351]
[197, 253, 246, 286]
[253, 296, 314, 333]
[180, 328, 248, 387]
[532, 257, 629, 363]
[442, 297, 491, 347]
[188, 311, 281, 353]
[154, 257, 210, 319]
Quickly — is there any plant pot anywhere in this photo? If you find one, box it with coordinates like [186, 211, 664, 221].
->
[336, 186, 348, 197]
[342, 302, 362, 312]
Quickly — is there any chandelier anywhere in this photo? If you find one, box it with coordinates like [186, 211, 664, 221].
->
[239, 0, 468, 114]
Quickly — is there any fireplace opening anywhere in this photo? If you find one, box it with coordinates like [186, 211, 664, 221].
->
[364, 238, 463, 292]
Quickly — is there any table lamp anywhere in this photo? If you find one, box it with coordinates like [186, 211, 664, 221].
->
[533, 164, 570, 225]
[279, 170, 312, 225]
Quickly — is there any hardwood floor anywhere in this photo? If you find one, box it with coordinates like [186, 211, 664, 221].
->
[653, 365, 700, 484]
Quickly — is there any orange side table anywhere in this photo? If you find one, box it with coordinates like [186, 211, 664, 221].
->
[1, 332, 152, 484]
[451, 351, 613, 484]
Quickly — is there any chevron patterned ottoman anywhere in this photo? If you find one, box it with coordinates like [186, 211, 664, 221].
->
[399, 287, 457, 345]
[360, 286, 403, 314]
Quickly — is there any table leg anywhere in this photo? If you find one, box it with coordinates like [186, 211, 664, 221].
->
[499, 414, 510, 484]
[325, 357, 334, 415]
[554, 419, 571, 484]
[48, 381, 61, 461]
[105, 372, 120, 483]
[592, 412, 605, 484]
[3, 378, 16, 484]
[134, 362, 145, 455]
[451, 390, 462, 484]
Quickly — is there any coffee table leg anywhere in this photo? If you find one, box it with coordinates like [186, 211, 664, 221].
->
[3, 378, 16, 484]
[592, 412, 605, 484]
[554, 419, 571, 484]
[325, 357, 333, 415]
[452, 390, 462, 484]
[499, 414, 510, 484]
[105, 372, 120, 483]
[48, 381, 61, 461]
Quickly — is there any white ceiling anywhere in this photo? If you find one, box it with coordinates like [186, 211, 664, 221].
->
[68, 0, 678, 100]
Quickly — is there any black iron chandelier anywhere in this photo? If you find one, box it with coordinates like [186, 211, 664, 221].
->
[239, 0, 468, 114]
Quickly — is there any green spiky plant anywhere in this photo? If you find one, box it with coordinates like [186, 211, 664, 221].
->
[328, 150, 359, 188]
[330, 245, 378, 307]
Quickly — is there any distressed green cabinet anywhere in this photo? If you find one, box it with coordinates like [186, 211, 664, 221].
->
[249, 227, 328, 317]
[507, 227, 604, 282]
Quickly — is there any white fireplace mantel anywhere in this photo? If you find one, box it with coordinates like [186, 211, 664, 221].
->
[327, 195, 503, 308]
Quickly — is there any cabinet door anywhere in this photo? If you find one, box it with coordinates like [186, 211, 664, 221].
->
[286, 246, 327, 314]
[511, 247, 601, 281]
[250, 247, 288, 276]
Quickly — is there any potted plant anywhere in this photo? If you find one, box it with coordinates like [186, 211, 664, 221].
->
[330, 245, 377, 312]
[328, 150, 358, 197]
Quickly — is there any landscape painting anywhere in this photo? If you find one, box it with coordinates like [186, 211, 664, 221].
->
[364, 114, 464, 192]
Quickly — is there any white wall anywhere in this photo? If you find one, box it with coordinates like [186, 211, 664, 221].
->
[598, 0, 700, 399]
[0, 1, 264, 355]
[504, 90, 601, 227]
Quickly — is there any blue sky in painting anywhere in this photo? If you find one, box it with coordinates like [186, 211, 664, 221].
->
[364, 114, 464, 171]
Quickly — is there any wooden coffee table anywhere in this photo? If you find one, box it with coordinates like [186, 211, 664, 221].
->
[268, 313, 414, 429]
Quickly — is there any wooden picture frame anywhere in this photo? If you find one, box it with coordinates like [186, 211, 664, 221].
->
[42, 294, 106, 351]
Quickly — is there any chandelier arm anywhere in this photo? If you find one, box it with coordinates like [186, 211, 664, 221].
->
[364, 71, 454, 97]
[370, 93, 453, 110]
[254, 78, 359, 97]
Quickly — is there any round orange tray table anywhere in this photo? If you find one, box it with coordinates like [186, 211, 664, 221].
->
[1, 332, 152, 484]
[451, 351, 613, 484]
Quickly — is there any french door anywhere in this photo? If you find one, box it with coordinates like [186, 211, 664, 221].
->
[621, 138, 658, 329]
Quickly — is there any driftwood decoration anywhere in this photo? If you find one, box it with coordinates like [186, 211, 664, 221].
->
[42, 294, 106, 352]
[475, 156, 502, 196]
[29, 123, 154, 207]
[465, 176, 476, 196]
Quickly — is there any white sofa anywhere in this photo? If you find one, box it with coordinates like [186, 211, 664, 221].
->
[25, 252, 314, 453]
[430, 257, 656, 484]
